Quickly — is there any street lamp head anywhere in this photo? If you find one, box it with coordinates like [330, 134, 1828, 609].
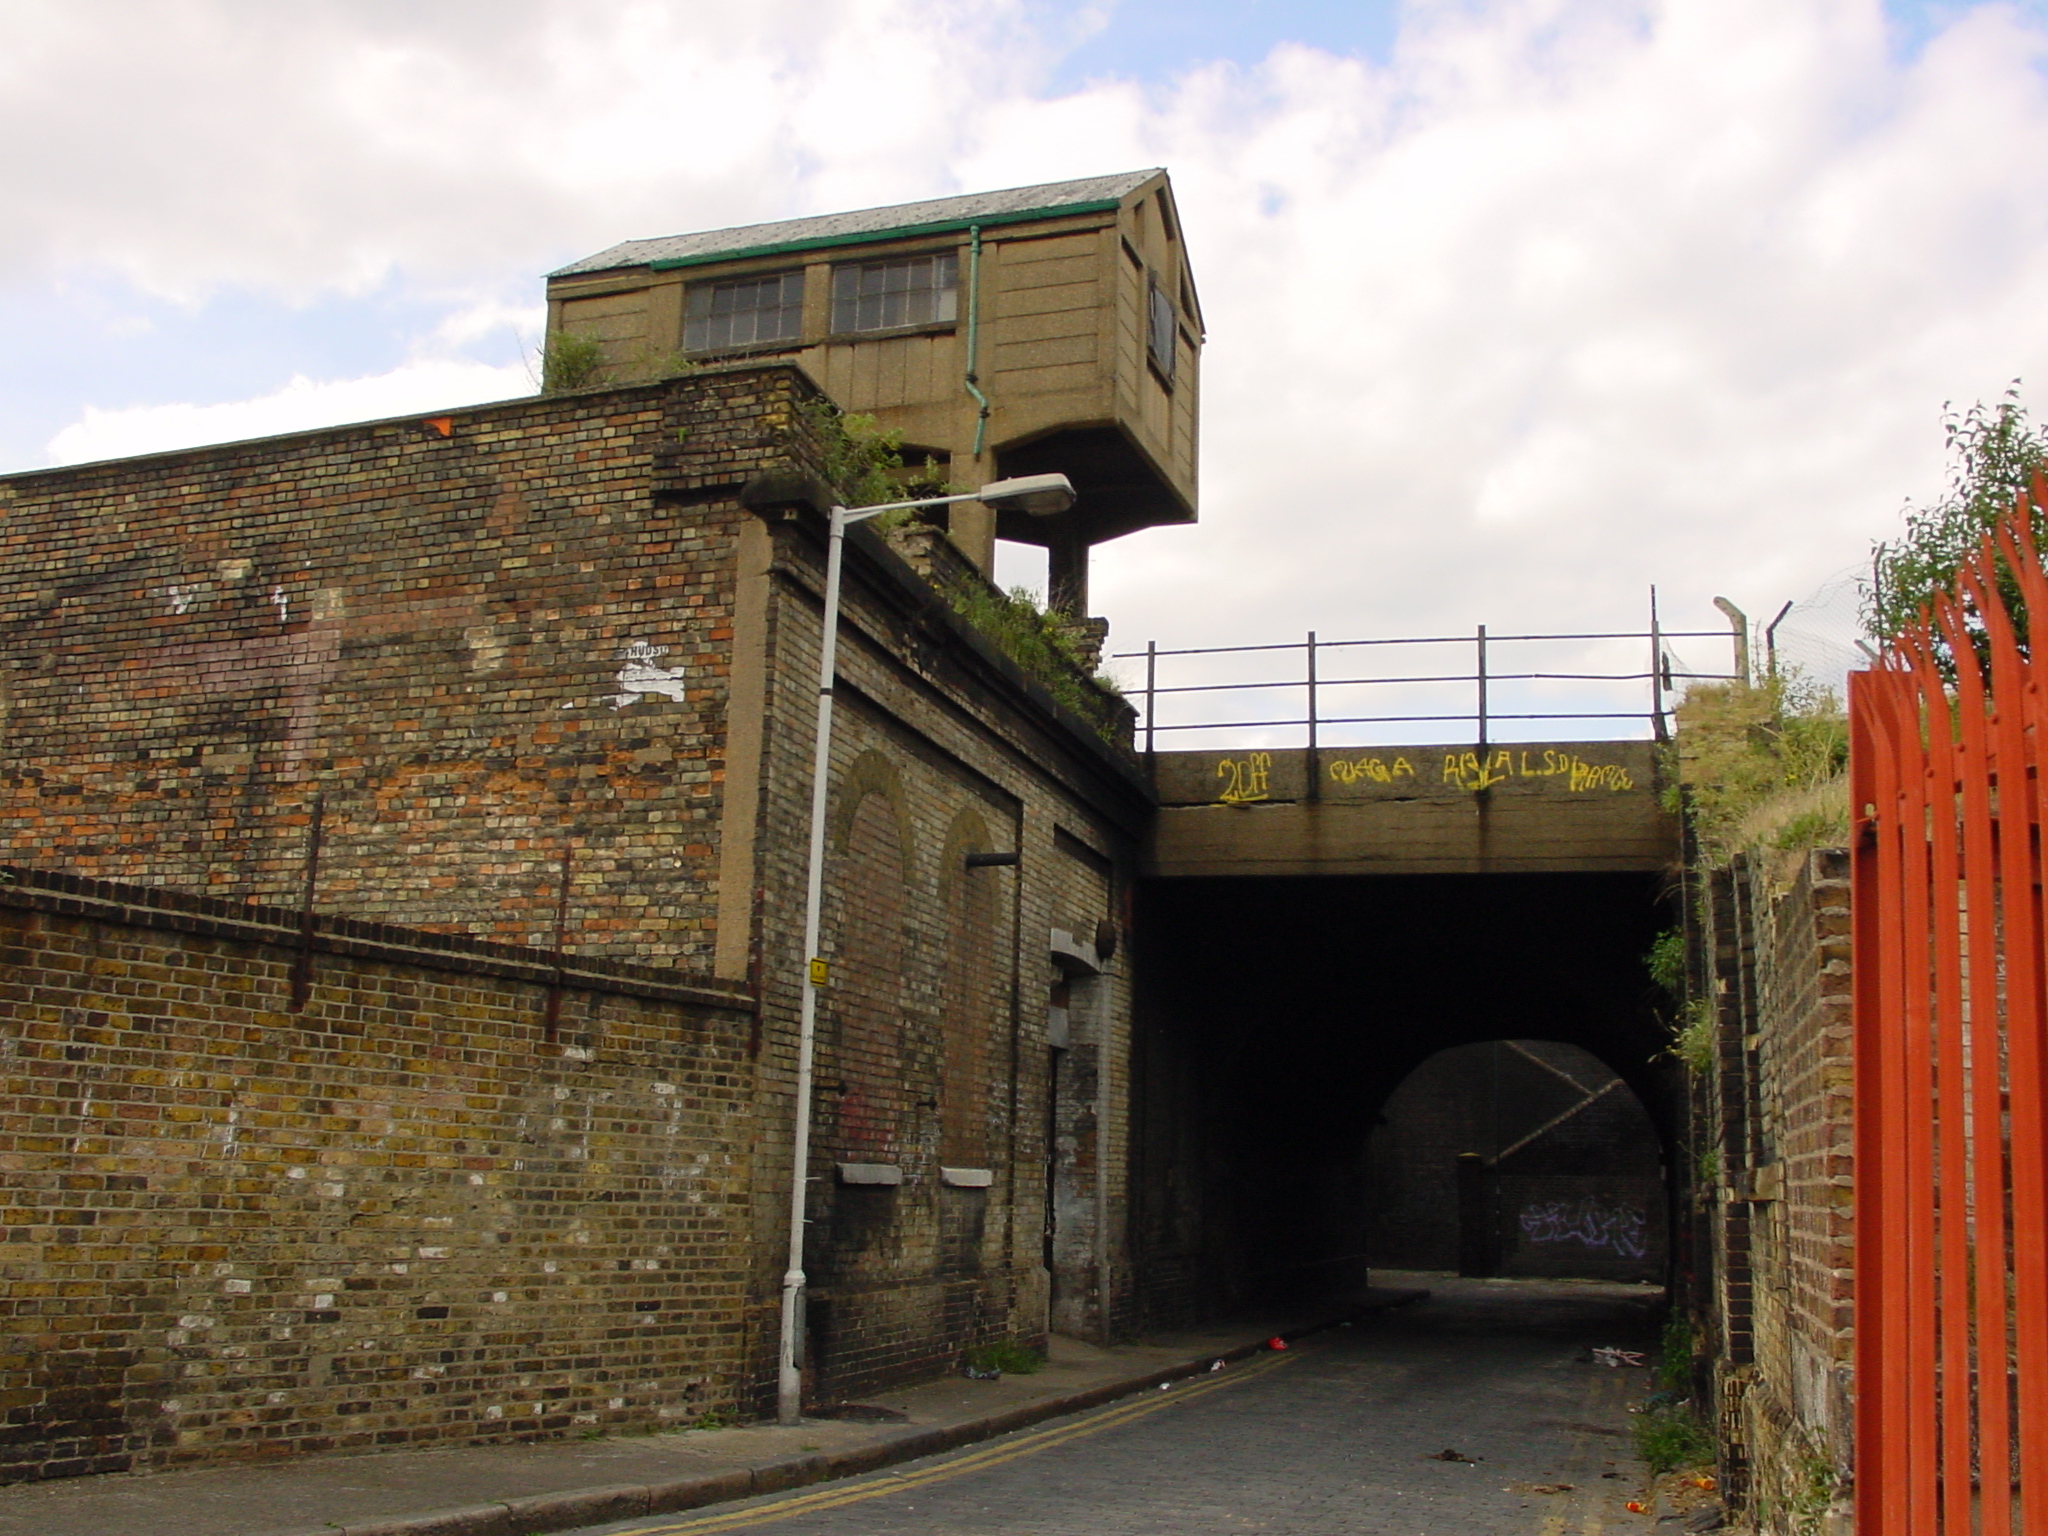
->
[976, 473, 1076, 518]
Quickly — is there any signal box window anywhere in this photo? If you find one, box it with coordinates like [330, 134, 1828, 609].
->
[1147, 278, 1176, 384]
[832, 253, 959, 334]
[685, 271, 804, 352]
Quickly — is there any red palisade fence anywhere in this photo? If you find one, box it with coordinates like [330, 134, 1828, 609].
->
[1852, 498, 2048, 1533]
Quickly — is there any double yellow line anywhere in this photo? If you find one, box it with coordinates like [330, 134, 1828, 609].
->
[630, 1351, 1299, 1534]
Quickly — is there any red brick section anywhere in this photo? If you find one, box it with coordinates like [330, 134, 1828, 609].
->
[0, 368, 828, 968]
[0, 864, 756, 1483]
[1699, 848, 1853, 1525]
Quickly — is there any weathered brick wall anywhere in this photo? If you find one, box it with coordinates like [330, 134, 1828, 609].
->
[0, 866, 756, 1482]
[0, 359, 1155, 1436]
[0, 368, 828, 968]
[1702, 849, 1854, 1530]
[737, 502, 1148, 1403]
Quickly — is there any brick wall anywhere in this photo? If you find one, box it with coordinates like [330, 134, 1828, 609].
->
[0, 866, 756, 1482]
[0, 362, 1157, 1441]
[0, 368, 829, 968]
[1700, 849, 1854, 1529]
[738, 500, 1148, 1401]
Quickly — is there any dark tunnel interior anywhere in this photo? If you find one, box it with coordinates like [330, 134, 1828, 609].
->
[1127, 870, 1681, 1325]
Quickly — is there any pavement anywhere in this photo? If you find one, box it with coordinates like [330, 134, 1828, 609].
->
[0, 1288, 1428, 1536]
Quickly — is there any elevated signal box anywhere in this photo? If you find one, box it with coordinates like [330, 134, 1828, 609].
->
[546, 169, 1201, 607]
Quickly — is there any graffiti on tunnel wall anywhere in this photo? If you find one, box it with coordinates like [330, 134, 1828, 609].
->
[1516, 1195, 1649, 1259]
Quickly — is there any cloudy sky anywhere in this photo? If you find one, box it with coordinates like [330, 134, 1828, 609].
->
[6, 0, 2047, 722]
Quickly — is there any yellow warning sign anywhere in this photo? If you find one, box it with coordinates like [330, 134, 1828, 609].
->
[808, 959, 829, 988]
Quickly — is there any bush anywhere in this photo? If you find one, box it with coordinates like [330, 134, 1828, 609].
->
[1867, 386, 2048, 655]
[539, 330, 606, 393]
[1675, 672, 1846, 866]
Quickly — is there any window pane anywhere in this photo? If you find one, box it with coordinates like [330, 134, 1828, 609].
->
[684, 271, 803, 352]
[1147, 280, 1176, 383]
[831, 253, 958, 334]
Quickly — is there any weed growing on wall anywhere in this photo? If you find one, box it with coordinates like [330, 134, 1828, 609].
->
[1645, 928, 1686, 997]
[539, 330, 606, 393]
[800, 397, 951, 514]
[1669, 998, 1715, 1076]
[1656, 1315, 1695, 1395]
[951, 584, 1125, 742]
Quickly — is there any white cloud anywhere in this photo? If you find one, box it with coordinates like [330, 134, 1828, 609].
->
[45, 358, 533, 466]
[0, 0, 1050, 302]
[16, 0, 2048, 709]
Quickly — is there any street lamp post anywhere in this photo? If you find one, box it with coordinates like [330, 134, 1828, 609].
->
[778, 472, 1076, 1426]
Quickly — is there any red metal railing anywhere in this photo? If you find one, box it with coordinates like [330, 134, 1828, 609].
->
[1852, 502, 2048, 1533]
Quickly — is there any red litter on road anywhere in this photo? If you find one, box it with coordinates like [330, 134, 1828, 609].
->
[1267, 1337, 1288, 1350]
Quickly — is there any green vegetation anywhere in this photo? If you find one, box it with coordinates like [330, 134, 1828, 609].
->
[1674, 670, 1847, 867]
[963, 1338, 1044, 1376]
[677, 1405, 738, 1431]
[1786, 1450, 1841, 1536]
[951, 584, 1125, 742]
[1645, 928, 1686, 997]
[537, 332, 698, 394]
[1671, 997, 1715, 1076]
[1633, 1400, 1715, 1474]
[800, 397, 951, 515]
[539, 329, 606, 393]
[1656, 1314, 1694, 1395]
[1867, 385, 2048, 652]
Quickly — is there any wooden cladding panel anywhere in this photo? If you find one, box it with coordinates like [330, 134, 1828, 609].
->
[1000, 279, 1101, 319]
[561, 292, 649, 346]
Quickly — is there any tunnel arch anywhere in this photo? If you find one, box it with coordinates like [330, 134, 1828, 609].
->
[1366, 1039, 1666, 1283]
[1127, 870, 1683, 1324]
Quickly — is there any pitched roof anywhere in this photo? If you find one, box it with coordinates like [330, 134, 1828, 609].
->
[550, 169, 1163, 278]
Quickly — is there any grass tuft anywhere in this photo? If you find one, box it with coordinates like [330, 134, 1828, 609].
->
[963, 1338, 1043, 1376]
[1633, 1401, 1715, 1474]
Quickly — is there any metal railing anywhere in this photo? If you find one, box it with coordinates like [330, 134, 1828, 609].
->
[1115, 597, 1744, 754]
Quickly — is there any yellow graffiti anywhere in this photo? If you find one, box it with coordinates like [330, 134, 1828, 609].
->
[1438, 749, 1636, 793]
[1215, 752, 1272, 804]
[1326, 755, 1415, 786]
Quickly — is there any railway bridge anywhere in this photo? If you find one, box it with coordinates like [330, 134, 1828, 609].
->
[1118, 621, 1720, 1323]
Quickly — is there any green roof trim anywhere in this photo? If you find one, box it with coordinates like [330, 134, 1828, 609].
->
[644, 198, 1122, 273]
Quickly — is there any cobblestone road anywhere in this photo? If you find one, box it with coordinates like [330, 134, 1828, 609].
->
[582, 1277, 1663, 1536]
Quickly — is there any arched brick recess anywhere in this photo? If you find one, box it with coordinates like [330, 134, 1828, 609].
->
[938, 808, 1003, 1169]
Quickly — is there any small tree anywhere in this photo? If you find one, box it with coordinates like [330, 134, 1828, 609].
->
[1865, 385, 2048, 656]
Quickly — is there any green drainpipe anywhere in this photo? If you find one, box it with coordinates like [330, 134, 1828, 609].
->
[965, 225, 992, 456]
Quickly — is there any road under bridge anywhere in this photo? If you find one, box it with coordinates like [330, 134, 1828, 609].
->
[1126, 739, 1685, 1325]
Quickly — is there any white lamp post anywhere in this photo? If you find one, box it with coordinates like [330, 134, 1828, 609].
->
[778, 472, 1076, 1425]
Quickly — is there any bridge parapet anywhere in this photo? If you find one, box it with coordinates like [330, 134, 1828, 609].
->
[1145, 741, 1677, 878]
